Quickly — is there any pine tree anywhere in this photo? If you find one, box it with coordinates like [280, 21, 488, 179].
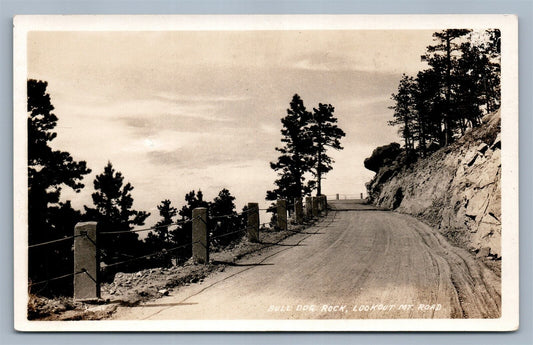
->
[388, 29, 501, 157]
[209, 188, 242, 247]
[388, 75, 418, 152]
[482, 29, 501, 113]
[414, 69, 446, 149]
[309, 103, 346, 196]
[145, 199, 177, 266]
[422, 29, 472, 145]
[27, 79, 91, 295]
[28, 79, 91, 244]
[267, 94, 315, 208]
[84, 162, 150, 266]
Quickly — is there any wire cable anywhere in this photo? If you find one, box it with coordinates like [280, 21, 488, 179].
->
[101, 241, 199, 269]
[28, 235, 79, 249]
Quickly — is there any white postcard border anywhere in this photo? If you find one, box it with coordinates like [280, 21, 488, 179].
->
[13, 14, 519, 332]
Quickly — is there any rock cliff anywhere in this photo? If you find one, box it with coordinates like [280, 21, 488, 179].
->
[366, 110, 501, 259]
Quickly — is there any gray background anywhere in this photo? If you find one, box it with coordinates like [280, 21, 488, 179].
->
[2, 0, 531, 344]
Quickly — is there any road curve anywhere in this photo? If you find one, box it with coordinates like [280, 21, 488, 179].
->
[112, 204, 501, 320]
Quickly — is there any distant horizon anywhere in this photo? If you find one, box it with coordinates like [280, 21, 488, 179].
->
[27, 30, 436, 229]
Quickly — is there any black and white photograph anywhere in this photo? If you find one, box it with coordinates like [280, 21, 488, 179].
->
[13, 15, 519, 331]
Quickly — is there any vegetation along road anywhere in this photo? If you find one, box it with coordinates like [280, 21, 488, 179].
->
[112, 200, 501, 320]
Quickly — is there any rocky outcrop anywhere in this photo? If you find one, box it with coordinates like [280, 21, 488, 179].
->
[366, 110, 501, 259]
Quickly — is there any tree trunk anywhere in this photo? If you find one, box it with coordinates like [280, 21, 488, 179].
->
[317, 152, 322, 196]
[445, 33, 451, 146]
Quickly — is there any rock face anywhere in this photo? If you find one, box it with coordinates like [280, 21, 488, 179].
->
[366, 110, 501, 258]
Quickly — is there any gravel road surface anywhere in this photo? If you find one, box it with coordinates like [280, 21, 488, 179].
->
[112, 201, 500, 320]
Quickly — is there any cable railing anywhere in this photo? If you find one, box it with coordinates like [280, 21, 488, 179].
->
[101, 241, 198, 269]
[28, 234, 80, 249]
[28, 197, 332, 297]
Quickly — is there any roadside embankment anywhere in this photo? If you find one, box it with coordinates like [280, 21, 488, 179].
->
[366, 111, 501, 265]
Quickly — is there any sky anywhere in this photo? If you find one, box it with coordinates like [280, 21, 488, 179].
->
[27, 30, 434, 228]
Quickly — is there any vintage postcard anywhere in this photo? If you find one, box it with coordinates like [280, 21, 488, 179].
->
[13, 15, 518, 331]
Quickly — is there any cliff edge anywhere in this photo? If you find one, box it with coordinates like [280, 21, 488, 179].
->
[366, 110, 501, 261]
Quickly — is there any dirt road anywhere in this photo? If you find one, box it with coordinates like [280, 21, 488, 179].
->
[112, 202, 501, 320]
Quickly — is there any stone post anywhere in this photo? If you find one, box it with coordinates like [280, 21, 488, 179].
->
[322, 195, 328, 216]
[312, 197, 319, 218]
[247, 202, 259, 243]
[294, 198, 304, 224]
[305, 196, 313, 219]
[317, 195, 324, 215]
[74, 222, 99, 301]
[277, 199, 288, 230]
[360, 193, 363, 199]
[192, 207, 209, 264]
[336, 193, 339, 200]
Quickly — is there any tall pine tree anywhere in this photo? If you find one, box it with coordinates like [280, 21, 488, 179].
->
[266, 94, 315, 207]
[27, 79, 91, 295]
[309, 103, 346, 196]
[423, 29, 472, 145]
[388, 75, 418, 153]
[28, 79, 91, 245]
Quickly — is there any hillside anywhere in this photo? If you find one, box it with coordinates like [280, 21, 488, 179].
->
[366, 110, 502, 261]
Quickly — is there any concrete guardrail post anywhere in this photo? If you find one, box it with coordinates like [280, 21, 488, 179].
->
[360, 193, 363, 199]
[336, 193, 339, 200]
[322, 195, 328, 216]
[305, 196, 313, 219]
[74, 222, 99, 301]
[192, 207, 209, 264]
[294, 198, 304, 224]
[247, 202, 259, 243]
[277, 199, 288, 230]
[317, 195, 324, 215]
[312, 196, 319, 218]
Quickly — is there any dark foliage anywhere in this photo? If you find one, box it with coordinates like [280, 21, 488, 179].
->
[309, 103, 346, 196]
[267, 94, 345, 213]
[388, 29, 501, 155]
[84, 162, 150, 272]
[144, 199, 178, 267]
[27, 79, 91, 296]
[209, 188, 245, 248]
[267, 94, 316, 210]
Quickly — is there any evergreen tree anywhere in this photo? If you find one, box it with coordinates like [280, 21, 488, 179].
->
[28, 79, 91, 244]
[388, 75, 418, 152]
[209, 188, 242, 247]
[145, 199, 177, 266]
[27, 79, 91, 295]
[414, 68, 446, 149]
[389, 29, 501, 156]
[84, 162, 150, 265]
[267, 94, 315, 208]
[309, 103, 346, 196]
[423, 29, 472, 145]
[482, 29, 501, 113]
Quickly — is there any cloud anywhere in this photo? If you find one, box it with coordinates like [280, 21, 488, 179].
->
[292, 55, 353, 72]
[155, 92, 250, 103]
[146, 131, 277, 169]
[29, 30, 434, 231]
